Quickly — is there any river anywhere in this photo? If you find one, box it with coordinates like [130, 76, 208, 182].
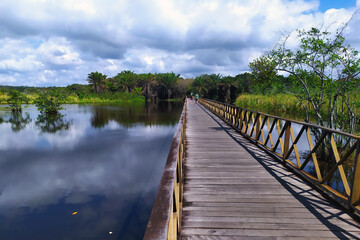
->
[0, 101, 183, 240]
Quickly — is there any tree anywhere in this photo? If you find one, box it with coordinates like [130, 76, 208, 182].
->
[252, 26, 360, 132]
[138, 73, 158, 102]
[249, 55, 278, 94]
[218, 76, 238, 103]
[7, 90, 29, 112]
[175, 78, 194, 99]
[35, 91, 64, 114]
[113, 70, 137, 93]
[191, 74, 221, 100]
[235, 73, 254, 94]
[87, 71, 107, 93]
[156, 72, 180, 99]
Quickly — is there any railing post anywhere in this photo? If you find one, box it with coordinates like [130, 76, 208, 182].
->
[283, 122, 291, 160]
[255, 113, 260, 140]
[350, 140, 360, 208]
[239, 110, 244, 131]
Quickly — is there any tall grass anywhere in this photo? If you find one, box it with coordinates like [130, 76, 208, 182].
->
[235, 94, 360, 126]
[235, 94, 306, 117]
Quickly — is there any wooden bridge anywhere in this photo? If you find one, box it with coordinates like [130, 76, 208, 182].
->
[144, 99, 360, 239]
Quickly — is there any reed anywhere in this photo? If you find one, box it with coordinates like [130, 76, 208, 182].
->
[235, 94, 306, 117]
[235, 94, 360, 126]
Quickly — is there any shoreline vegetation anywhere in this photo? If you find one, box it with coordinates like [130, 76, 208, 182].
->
[0, 91, 146, 105]
[235, 94, 360, 116]
[0, 71, 193, 106]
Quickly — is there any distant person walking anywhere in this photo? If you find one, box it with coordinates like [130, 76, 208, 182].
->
[195, 93, 199, 103]
[190, 92, 194, 102]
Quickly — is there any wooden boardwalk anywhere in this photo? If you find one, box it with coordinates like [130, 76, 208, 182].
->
[182, 100, 360, 239]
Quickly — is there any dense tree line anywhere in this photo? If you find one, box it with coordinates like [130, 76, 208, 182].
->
[188, 72, 272, 103]
[86, 70, 280, 104]
[86, 71, 193, 101]
[0, 71, 281, 105]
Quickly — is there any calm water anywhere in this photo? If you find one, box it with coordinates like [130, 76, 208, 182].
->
[0, 101, 183, 240]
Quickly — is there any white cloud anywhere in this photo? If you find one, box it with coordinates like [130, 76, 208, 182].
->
[0, 39, 43, 72]
[37, 37, 83, 67]
[0, 0, 358, 86]
[61, 0, 97, 15]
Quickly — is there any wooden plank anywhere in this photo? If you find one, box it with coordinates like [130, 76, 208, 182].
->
[181, 228, 341, 238]
[182, 210, 355, 220]
[182, 221, 360, 232]
[182, 206, 347, 215]
[182, 236, 338, 240]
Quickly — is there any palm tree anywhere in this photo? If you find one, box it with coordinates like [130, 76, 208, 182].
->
[87, 71, 107, 93]
[156, 72, 180, 99]
[138, 73, 158, 102]
[219, 76, 238, 103]
[114, 70, 136, 93]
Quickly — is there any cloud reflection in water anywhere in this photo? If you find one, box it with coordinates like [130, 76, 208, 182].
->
[0, 103, 182, 240]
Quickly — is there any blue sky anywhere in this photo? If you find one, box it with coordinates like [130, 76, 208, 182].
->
[0, 0, 359, 86]
[318, 0, 356, 12]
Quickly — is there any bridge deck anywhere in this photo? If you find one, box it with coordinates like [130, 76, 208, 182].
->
[182, 101, 360, 239]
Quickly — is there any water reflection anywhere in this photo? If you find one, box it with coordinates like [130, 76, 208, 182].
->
[0, 101, 183, 240]
[35, 113, 72, 134]
[90, 101, 183, 128]
[7, 112, 32, 132]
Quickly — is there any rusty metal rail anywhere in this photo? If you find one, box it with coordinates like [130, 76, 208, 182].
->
[144, 100, 186, 240]
[199, 98, 360, 214]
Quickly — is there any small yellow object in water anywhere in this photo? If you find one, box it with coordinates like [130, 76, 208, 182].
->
[72, 212, 78, 215]
[109, 232, 113, 235]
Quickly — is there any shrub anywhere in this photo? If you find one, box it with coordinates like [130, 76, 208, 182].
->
[35, 92, 64, 114]
[7, 90, 29, 112]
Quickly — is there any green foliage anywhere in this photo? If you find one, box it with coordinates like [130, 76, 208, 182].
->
[34, 91, 64, 114]
[253, 25, 360, 132]
[155, 72, 180, 99]
[235, 94, 309, 118]
[234, 73, 253, 94]
[189, 73, 242, 103]
[191, 74, 219, 99]
[87, 71, 107, 93]
[7, 90, 29, 112]
[249, 56, 278, 94]
[66, 84, 92, 99]
[111, 70, 137, 93]
[132, 87, 143, 95]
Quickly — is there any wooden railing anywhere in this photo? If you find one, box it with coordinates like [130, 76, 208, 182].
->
[144, 100, 186, 240]
[199, 98, 360, 214]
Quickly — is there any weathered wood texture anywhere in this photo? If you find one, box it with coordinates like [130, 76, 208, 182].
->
[182, 100, 360, 239]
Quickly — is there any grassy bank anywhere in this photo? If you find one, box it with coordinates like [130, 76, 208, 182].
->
[0, 92, 145, 105]
[234, 94, 307, 117]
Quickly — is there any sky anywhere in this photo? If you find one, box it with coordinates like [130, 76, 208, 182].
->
[0, 0, 359, 87]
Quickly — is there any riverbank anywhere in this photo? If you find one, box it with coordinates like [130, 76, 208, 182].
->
[0, 92, 145, 104]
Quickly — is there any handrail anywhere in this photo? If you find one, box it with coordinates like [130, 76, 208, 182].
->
[144, 99, 186, 240]
[199, 98, 360, 214]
